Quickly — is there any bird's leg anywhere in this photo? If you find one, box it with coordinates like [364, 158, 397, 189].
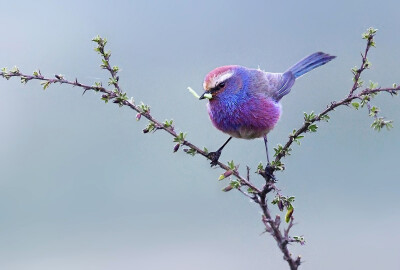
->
[263, 135, 275, 179]
[263, 135, 270, 164]
[207, 137, 232, 166]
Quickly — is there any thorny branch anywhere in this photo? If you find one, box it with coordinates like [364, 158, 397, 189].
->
[272, 28, 398, 168]
[1, 28, 398, 270]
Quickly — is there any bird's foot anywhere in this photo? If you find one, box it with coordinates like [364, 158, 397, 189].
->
[264, 164, 276, 181]
[207, 150, 222, 167]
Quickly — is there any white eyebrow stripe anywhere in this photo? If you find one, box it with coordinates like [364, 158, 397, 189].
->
[211, 70, 234, 87]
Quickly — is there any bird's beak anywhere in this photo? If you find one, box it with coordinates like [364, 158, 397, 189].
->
[199, 92, 212, 100]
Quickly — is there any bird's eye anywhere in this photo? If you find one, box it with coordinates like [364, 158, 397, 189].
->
[217, 82, 225, 89]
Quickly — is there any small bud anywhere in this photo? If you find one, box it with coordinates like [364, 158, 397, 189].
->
[219, 170, 233, 180]
[222, 185, 234, 192]
[173, 143, 180, 152]
[278, 200, 284, 211]
[275, 215, 281, 227]
[224, 170, 233, 177]
[136, 113, 141, 121]
[143, 128, 149, 133]
[296, 255, 302, 263]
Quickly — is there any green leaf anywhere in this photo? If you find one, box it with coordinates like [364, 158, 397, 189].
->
[385, 121, 394, 130]
[143, 122, 156, 133]
[270, 160, 284, 171]
[351, 66, 359, 75]
[92, 35, 101, 43]
[360, 95, 370, 107]
[371, 118, 393, 131]
[227, 160, 235, 170]
[112, 66, 119, 73]
[273, 144, 284, 157]
[163, 119, 174, 128]
[185, 148, 197, 156]
[293, 236, 306, 245]
[308, 123, 318, 132]
[304, 111, 316, 122]
[92, 81, 102, 91]
[139, 102, 151, 113]
[257, 162, 264, 171]
[108, 77, 117, 86]
[362, 27, 378, 40]
[369, 106, 380, 117]
[173, 132, 187, 144]
[10, 66, 19, 74]
[40, 81, 51, 90]
[20, 76, 29, 84]
[271, 197, 279, 205]
[364, 58, 371, 69]
[370, 40, 376, 47]
[104, 50, 111, 59]
[369, 80, 379, 89]
[319, 114, 330, 122]
[101, 95, 109, 103]
[100, 59, 108, 69]
[351, 102, 360, 110]
[293, 135, 304, 145]
[230, 180, 241, 189]
[273, 144, 292, 157]
[247, 187, 256, 194]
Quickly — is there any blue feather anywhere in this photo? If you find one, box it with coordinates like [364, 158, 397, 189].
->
[287, 52, 336, 79]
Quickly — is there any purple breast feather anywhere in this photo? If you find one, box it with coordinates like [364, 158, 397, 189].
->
[207, 95, 282, 139]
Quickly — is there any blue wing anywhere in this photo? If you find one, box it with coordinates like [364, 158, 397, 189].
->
[272, 71, 295, 101]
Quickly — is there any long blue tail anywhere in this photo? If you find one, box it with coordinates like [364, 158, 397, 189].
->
[287, 52, 336, 78]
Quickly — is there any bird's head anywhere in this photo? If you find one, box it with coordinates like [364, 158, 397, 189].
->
[199, 65, 246, 101]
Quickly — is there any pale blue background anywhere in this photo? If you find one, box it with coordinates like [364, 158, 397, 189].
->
[0, 1, 399, 269]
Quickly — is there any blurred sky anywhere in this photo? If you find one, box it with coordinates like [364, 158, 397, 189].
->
[0, 1, 399, 270]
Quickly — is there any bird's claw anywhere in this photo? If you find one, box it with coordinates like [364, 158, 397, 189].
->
[207, 150, 221, 167]
[264, 164, 276, 181]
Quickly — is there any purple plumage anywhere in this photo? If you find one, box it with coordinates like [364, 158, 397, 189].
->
[200, 52, 335, 140]
[207, 90, 281, 139]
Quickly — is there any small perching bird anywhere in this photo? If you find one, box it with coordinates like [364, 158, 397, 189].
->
[199, 52, 336, 165]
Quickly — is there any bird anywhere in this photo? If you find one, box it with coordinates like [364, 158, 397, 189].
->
[199, 52, 336, 166]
